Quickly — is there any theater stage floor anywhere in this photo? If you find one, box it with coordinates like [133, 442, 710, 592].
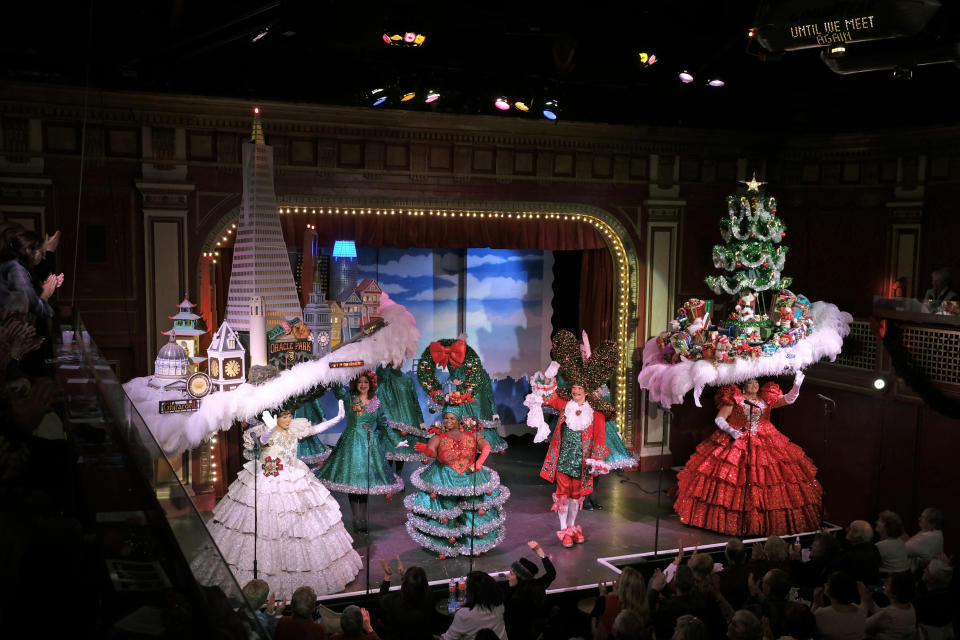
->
[208, 434, 737, 599]
[173, 435, 739, 599]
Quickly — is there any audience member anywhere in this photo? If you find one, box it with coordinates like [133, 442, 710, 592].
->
[504, 540, 557, 640]
[717, 539, 751, 610]
[922, 268, 958, 309]
[748, 537, 791, 580]
[672, 614, 707, 640]
[837, 520, 882, 586]
[241, 578, 285, 636]
[439, 571, 506, 640]
[812, 572, 865, 640]
[377, 558, 437, 640]
[726, 609, 763, 640]
[874, 511, 909, 575]
[650, 565, 723, 640]
[792, 532, 843, 595]
[612, 608, 649, 640]
[744, 569, 815, 640]
[277, 586, 327, 640]
[858, 572, 916, 640]
[330, 605, 378, 640]
[913, 556, 954, 630]
[592, 566, 649, 640]
[904, 507, 944, 571]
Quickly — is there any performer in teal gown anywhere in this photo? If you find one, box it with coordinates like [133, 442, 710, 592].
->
[293, 395, 332, 476]
[374, 364, 429, 471]
[404, 404, 509, 557]
[417, 338, 508, 453]
[314, 371, 404, 533]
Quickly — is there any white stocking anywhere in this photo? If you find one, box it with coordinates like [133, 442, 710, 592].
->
[566, 499, 580, 528]
[557, 502, 568, 531]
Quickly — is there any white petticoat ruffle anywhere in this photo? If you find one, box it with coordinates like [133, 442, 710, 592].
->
[191, 459, 362, 597]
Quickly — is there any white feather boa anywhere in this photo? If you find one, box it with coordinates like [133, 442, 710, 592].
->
[124, 301, 420, 456]
[637, 301, 852, 408]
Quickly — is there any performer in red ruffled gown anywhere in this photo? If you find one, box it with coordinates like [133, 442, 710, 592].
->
[673, 371, 822, 536]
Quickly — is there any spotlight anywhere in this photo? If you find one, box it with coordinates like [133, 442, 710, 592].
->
[251, 28, 269, 43]
[873, 377, 887, 390]
[541, 99, 558, 120]
[827, 44, 846, 58]
[424, 90, 440, 103]
[401, 91, 416, 102]
[370, 88, 387, 106]
[494, 96, 511, 111]
[707, 77, 725, 87]
[678, 70, 694, 83]
[382, 32, 426, 47]
[638, 52, 657, 67]
[513, 101, 529, 112]
[747, 28, 755, 38]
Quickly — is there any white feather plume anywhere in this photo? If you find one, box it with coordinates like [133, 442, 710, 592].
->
[637, 301, 852, 408]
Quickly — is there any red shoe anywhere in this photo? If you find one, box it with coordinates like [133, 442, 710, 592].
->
[572, 525, 585, 544]
[557, 528, 574, 548]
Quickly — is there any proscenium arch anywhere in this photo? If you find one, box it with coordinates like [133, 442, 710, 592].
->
[197, 199, 640, 442]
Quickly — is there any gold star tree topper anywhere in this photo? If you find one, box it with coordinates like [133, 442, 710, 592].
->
[740, 173, 765, 192]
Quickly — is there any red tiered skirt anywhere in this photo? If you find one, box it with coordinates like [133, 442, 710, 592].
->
[673, 424, 822, 536]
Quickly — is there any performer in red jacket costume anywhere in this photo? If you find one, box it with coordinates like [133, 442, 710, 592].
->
[525, 330, 618, 548]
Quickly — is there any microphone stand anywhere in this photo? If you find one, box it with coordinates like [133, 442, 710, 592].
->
[469, 429, 478, 573]
[252, 425, 261, 580]
[741, 402, 755, 541]
[818, 394, 835, 529]
[652, 403, 671, 558]
[364, 413, 372, 601]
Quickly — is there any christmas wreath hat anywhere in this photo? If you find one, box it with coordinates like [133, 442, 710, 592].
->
[550, 329, 619, 417]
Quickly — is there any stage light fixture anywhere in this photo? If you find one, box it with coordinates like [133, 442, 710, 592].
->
[494, 96, 511, 111]
[828, 44, 846, 58]
[514, 101, 529, 112]
[401, 91, 416, 102]
[892, 66, 913, 80]
[679, 70, 694, 83]
[873, 377, 887, 390]
[370, 88, 387, 106]
[747, 28, 755, 38]
[424, 90, 440, 103]
[638, 52, 657, 67]
[542, 99, 558, 120]
[382, 32, 426, 47]
[252, 28, 269, 42]
[707, 77, 725, 87]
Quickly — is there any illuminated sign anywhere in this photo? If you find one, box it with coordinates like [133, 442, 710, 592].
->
[329, 360, 365, 368]
[268, 340, 313, 354]
[159, 398, 201, 414]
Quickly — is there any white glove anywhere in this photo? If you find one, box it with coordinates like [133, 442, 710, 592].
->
[260, 411, 278, 444]
[544, 360, 561, 379]
[306, 400, 346, 437]
[524, 392, 544, 408]
[492, 414, 500, 422]
[715, 416, 741, 440]
[397, 439, 409, 448]
[784, 371, 804, 404]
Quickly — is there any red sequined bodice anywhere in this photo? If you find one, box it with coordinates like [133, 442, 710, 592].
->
[436, 431, 479, 474]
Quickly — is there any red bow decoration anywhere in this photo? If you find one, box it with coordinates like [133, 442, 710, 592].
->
[429, 340, 466, 369]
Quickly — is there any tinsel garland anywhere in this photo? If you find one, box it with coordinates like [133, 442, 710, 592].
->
[417, 339, 485, 402]
[706, 188, 792, 296]
[882, 322, 960, 419]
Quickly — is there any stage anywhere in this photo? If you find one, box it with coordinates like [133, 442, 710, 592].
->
[180, 433, 741, 600]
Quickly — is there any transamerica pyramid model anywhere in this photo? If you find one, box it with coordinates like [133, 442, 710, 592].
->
[224, 108, 303, 331]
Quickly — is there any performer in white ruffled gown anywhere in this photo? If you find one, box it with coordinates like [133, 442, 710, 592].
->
[191, 402, 363, 597]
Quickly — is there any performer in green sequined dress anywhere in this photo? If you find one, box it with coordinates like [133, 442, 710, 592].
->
[404, 404, 509, 557]
[294, 396, 332, 475]
[374, 364, 429, 470]
[315, 371, 404, 533]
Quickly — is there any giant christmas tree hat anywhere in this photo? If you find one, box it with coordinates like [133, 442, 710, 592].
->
[551, 330, 618, 417]
[637, 177, 853, 408]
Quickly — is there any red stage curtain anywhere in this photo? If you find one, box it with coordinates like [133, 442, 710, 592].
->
[579, 248, 614, 341]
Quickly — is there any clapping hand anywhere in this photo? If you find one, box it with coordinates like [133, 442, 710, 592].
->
[651, 568, 668, 591]
[528, 540, 545, 558]
[265, 592, 287, 616]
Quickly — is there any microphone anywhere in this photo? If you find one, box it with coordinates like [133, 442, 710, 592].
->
[816, 393, 836, 406]
[743, 399, 760, 408]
